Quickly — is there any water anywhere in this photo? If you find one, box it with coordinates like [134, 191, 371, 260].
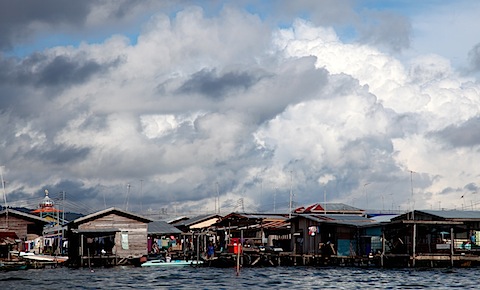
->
[0, 266, 479, 289]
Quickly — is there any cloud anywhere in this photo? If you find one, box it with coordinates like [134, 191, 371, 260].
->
[357, 11, 412, 53]
[467, 42, 480, 73]
[2, 3, 480, 215]
[0, 0, 91, 50]
[177, 68, 262, 99]
[433, 117, 480, 148]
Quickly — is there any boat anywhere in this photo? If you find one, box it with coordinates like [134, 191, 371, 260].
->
[0, 261, 27, 271]
[141, 259, 203, 267]
[13, 251, 68, 263]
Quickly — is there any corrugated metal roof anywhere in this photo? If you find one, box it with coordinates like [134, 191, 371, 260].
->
[73, 207, 152, 224]
[148, 221, 183, 234]
[294, 214, 374, 227]
[0, 208, 49, 223]
[72, 228, 119, 234]
[245, 220, 290, 230]
[295, 203, 364, 213]
[420, 210, 480, 220]
[171, 214, 221, 227]
[370, 215, 399, 223]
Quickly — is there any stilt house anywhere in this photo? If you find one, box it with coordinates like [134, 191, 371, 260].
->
[67, 207, 151, 267]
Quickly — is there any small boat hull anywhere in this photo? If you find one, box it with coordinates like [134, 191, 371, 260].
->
[0, 262, 28, 271]
[141, 259, 203, 267]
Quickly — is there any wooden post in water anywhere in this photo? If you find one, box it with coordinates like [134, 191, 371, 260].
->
[80, 234, 84, 267]
[87, 248, 91, 269]
[381, 229, 385, 268]
[235, 229, 243, 275]
[240, 230, 243, 267]
[450, 227, 454, 267]
[412, 223, 416, 268]
[236, 244, 240, 276]
[196, 233, 200, 265]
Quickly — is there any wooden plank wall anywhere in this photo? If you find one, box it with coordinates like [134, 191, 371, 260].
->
[0, 215, 35, 240]
[78, 213, 148, 258]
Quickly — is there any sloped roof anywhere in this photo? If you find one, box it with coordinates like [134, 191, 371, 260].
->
[369, 215, 399, 223]
[0, 208, 49, 224]
[148, 221, 183, 235]
[292, 213, 375, 227]
[295, 203, 364, 214]
[392, 210, 480, 222]
[419, 210, 480, 220]
[215, 212, 289, 228]
[171, 214, 221, 227]
[72, 207, 152, 225]
[243, 219, 290, 231]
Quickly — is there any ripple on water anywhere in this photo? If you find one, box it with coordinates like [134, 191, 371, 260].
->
[2, 266, 480, 289]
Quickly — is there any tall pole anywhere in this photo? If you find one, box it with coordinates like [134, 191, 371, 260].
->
[62, 191, 65, 225]
[273, 187, 277, 213]
[125, 183, 131, 211]
[410, 171, 415, 220]
[216, 182, 220, 214]
[324, 186, 327, 214]
[0, 166, 7, 209]
[289, 170, 293, 219]
[364, 183, 370, 210]
[61, 190, 65, 255]
[140, 179, 144, 212]
[1, 166, 8, 229]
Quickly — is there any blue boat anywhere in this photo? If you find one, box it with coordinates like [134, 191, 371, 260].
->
[141, 259, 203, 267]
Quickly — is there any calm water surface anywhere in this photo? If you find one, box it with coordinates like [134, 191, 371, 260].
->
[1, 266, 479, 289]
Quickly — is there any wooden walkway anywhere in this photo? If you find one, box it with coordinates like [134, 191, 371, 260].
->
[205, 251, 480, 268]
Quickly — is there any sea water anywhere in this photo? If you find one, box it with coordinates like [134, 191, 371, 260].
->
[0, 266, 478, 289]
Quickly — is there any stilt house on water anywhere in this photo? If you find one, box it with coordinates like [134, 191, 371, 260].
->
[289, 212, 376, 256]
[67, 207, 152, 267]
[147, 220, 183, 255]
[0, 208, 49, 258]
[378, 210, 480, 267]
[168, 214, 222, 259]
[213, 213, 291, 252]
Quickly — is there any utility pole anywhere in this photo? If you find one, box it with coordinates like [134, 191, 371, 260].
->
[140, 179, 144, 212]
[125, 183, 131, 211]
[289, 170, 293, 218]
[62, 191, 65, 225]
[273, 187, 277, 213]
[1, 166, 8, 229]
[324, 186, 327, 214]
[364, 183, 370, 210]
[0, 166, 7, 209]
[410, 170, 415, 220]
[216, 182, 220, 214]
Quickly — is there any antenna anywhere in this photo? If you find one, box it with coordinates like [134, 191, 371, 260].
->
[125, 183, 131, 211]
[363, 183, 370, 210]
[410, 170, 415, 220]
[140, 179, 144, 212]
[289, 170, 293, 218]
[0, 166, 7, 209]
[215, 182, 220, 214]
[273, 187, 277, 213]
[1, 166, 8, 229]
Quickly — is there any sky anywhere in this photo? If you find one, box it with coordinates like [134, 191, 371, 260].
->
[1, 0, 480, 216]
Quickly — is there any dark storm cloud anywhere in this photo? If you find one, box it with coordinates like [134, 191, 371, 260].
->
[0, 53, 121, 87]
[0, 0, 163, 52]
[34, 55, 116, 86]
[25, 144, 91, 165]
[432, 116, 480, 147]
[464, 183, 479, 193]
[177, 68, 262, 99]
[357, 11, 411, 52]
[0, 0, 92, 51]
[467, 42, 480, 72]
